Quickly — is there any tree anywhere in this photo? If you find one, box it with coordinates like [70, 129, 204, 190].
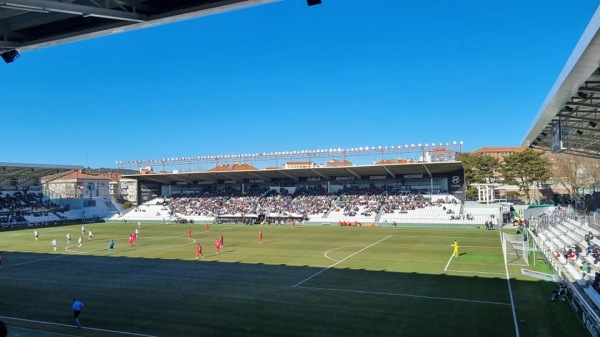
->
[582, 157, 600, 193]
[546, 153, 594, 203]
[460, 153, 500, 200]
[501, 149, 550, 204]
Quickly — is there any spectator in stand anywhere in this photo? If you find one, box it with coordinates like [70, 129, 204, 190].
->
[587, 243, 596, 255]
[573, 244, 582, 256]
[582, 262, 592, 274]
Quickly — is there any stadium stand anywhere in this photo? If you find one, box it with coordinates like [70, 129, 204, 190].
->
[117, 186, 479, 225]
[531, 207, 600, 317]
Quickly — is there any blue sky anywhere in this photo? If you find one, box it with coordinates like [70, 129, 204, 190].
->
[2, 0, 600, 169]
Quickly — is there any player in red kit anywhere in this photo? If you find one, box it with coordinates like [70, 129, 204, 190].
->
[196, 243, 203, 259]
[292, 220, 296, 229]
[259, 231, 263, 244]
[129, 234, 134, 246]
[219, 233, 224, 248]
[205, 223, 210, 232]
[188, 228, 192, 240]
[214, 239, 220, 254]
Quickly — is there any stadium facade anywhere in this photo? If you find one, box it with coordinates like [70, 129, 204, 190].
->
[124, 162, 465, 204]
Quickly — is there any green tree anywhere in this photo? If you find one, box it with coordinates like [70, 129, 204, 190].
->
[460, 153, 500, 200]
[501, 149, 550, 204]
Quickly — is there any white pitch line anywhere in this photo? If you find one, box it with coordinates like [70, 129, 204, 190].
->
[443, 253, 454, 272]
[0, 315, 159, 337]
[295, 285, 511, 306]
[500, 231, 520, 337]
[1, 255, 67, 269]
[323, 245, 362, 262]
[8, 325, 77, 337]
[293, 236, 391, 288]
[445, 269, 505, 276]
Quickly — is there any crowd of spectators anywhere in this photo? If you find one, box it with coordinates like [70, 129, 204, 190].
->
[162, 185, 459, 221]
[0, 191, 59, 212]
[166, 186, 336, 218]
[0, 192, 63, 225]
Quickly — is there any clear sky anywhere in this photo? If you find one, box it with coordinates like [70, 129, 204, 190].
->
[2, 0, 600, 169]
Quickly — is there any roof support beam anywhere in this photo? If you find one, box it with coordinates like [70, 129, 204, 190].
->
[0, 0, 146, 22]
[309, 169, 329, 180]
[557, 113, 600, 122]
[382, 166, 396, 178]
[566, 102, 600, 109]
[277, 170, 298, 181]
[579, 87, 600, 93]
[344, 168, 361, 179]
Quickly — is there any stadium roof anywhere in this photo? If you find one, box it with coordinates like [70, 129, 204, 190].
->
[124, 161, 464, 184]
[0, 162, 83, 187]
[524, 5, 600, 158]
[0, 0, 274, 53]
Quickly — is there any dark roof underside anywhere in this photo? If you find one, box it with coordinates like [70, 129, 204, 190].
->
[124, 162, 464, 184]
[0, 162, 83, 187]
[0, 0, 273, 52]
[523, 6, 600, 158]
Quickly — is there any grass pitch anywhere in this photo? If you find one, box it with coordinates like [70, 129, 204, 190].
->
[0, 223, 588, 337]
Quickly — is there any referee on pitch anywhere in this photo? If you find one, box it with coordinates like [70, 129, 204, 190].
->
[72, 299, 85, 328]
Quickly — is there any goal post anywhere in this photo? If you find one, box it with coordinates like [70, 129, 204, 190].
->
[501, 232, 530, 266]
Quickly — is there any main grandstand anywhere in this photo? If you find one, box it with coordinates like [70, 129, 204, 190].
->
[114, 142, 481, 226]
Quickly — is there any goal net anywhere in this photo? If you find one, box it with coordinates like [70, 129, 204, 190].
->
[502, 232, 529, 266]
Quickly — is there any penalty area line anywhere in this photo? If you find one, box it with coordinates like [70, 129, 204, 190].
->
[0, 315, 159, 337]
[323, 245, 363, 262]
[294, 285, 510, 306]
[444, 253, 454, 272]
[293, 235, 391, 288]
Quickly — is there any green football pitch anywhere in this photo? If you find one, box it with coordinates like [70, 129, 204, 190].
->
[0, 223, 588, 337]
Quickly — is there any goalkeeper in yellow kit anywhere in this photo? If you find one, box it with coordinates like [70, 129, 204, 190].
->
[453, 240, 459, 257]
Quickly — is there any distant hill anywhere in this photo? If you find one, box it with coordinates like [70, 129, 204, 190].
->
[85, 167, 138, 175]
